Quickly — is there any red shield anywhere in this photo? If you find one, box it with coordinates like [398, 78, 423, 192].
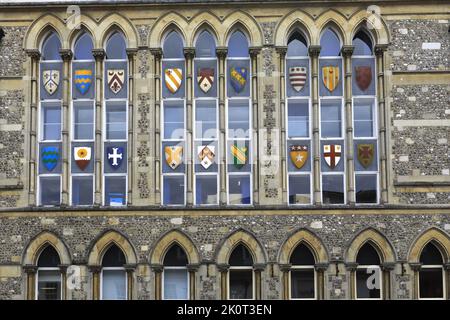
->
[355, 66, 372, 91]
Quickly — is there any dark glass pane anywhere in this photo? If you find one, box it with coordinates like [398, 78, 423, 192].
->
[228, 31, 248, 58]
[72, 176, 93, 206]
[106, 32, 126, 60]
[195, 30, 216, 58]
[287, 32, 308, 57]
[104, 176, 126, 206]
[419, 268, 444, 298]
[40, 176, 60, 206]
[356, 268, 381, 298]
[42, 33, 61, 61]
[163, 175, 185, 205]
[420, 242, 443, 265]
[353, 31, 373, 56]
[356, 243, 381, 265]
[38, 246, 61, 267]
[102, 270, 126, 300]
[320, 29, 341, 56]
[196, 175, 218, 205]
[37, 270, 61, 300]
[291, 269, 315, 299]
[164, 244, 188, 266]
[229, 270, 253, 299]
[163, 31, 184, 59]
[228, 175, 251, 204]
[74, 32, 94, 60]
[102, 244, 126, 267]
[229, 244, 253, 266]
[355, 175, 377, 204]
[288, 175, 311, 205]
[322, 175, 344, 204]
[290, 243, 315, 265]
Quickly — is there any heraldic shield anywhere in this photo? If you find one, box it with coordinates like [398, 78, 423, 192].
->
[357, 143, 374, 168]
[230, 67, 247, 93]
[107, 146, 124, 168]
[290, 145, 308, 169]
[74, 146, 91, 171]
[197, 68, 214, 93]
[165, 68, 183, 94]
[355, 66, 372, 91]
[230, 143, 248, 168]
[322, 66, 339, 92]
[74, 69, 93, 95]
[198, 145, 215, 169]
[289, 66, 307, 92]
[42, 146, 59, 171]
[323, 144, 342, 169]
[43, 70, 60, 95]
[165, 146, 183, 170]
[107, 69, 125, 94]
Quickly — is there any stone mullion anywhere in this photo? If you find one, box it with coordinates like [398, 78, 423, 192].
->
[253, 263, 265, 299]
[126, 48, 137, 206]
[345, 262, 358, 299]
[276, 47, 288, 204]
[341, 46, 355, 205]
[124, 264, 136, 300]
[315, 263, 328, 300]
[151, 264, 163, 300]
[409, 262, 422, 299]
[375, 44, 389, 204]
[187, 264, 199, 300]
[308, 46, 321, 205]
[381, 262, 395, 300]
[59, 49, 73, 206]
[59, 264, 68, 300]
[92, 49, 105, 206]
[150, 48, 162, 204]
[218, 264, 229, 299]
[25, 50, 40, 206]
[88, 265, 101, 300]
[279, 264, 291, 299]
[184, 48, 195, 206]
[216, 47, 227, 205]
[24, 265, 37, 300]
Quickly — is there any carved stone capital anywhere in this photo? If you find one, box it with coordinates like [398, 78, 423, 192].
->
[444, 263, 450, 271]
[253, 263, 266, 272]
[381, 262, 396, 271]
[217, 263, 230, 272]
[374, 44, 389, 56]
[216, 47, 228, 59]
[149, 48, 163, 60]
[308, 45, 321, 57]
[59, 49, 73, 61]
[345, 262, 358, 272]
[183, 47, 195, 59]
[275, 46, 288, 57]
[150, 263, 163, 273]
[92, 48, 105, 60]
[340, 45, 355, 57]
[409, 262, 422, 271]
[87, 265, 102, 274]
[25, 49, 41, 60]
[187, 263, 200, 272]
[124, 264, 137, 272]
[126, 48, 138, 58]
[58, 264, 69, 273]
[23, 265, 38, 274]
[279, 263, 292, 272]
[314, 263, 329, 272]
[249, 46, 262, 58]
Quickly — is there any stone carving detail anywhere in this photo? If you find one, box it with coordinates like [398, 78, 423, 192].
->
[262, 85, 278, 198]
[395, 274, 410, 299]
[138, 49, 150, 79]
[329, 275, 346, 299]
[261, 21, 276, 45]
[138, 172, 150, 199]
[137, 93, 150, 198]
[262, 47, 275, 77]
[136, 24, 151, 46]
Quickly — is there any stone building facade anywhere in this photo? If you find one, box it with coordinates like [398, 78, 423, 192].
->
[0, 0, 449, 300]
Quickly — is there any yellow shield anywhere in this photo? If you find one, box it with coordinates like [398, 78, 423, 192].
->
[165, 146, 183, 170]
[290, 145, 308, 169]
[322, 66, 339, 92]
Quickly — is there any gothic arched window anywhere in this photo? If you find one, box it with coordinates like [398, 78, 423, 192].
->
[290, 243, 316, 299]
[419, 242, 445, 299]
[36, 246, 62, 300]
[228, 244, 254, 299]
[163, 244, 189, 299]
[355, 243, 382, 299]
[101, 244, 127, 300]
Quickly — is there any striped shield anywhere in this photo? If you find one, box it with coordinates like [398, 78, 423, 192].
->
[230, 143, 248, 169]
[289, 66, 307, 92]
[164, 68, 183, 94]
[322, 66, 339, 92]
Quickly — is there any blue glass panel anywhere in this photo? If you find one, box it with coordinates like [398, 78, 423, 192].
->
[228, 31, 249, 58]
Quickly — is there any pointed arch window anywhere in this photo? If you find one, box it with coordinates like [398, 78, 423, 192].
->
[38, 32, 63, 206]
[194, 30, 219, 205]
[163, 244, 189, 299]
[285, 31, 312, 205]
[101, 244, 127, 300]
[161, 30, 186, 206]
[290, 243, 316, 299]
[103, 31, 128, 206]
[419, 242, 445, 299]
[36, 246, 62, 300]
[228, 244, 254, 299]
[355, 243, 382, 299]
[226, 30, 252, 205]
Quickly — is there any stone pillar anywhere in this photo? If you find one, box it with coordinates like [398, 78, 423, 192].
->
[59, 49, 73, 206]
[92, 49, 105, 206]
[308, 45, 321, 205]
[151, 264, 163, 300]
[150, 48, 163, 204]
[184, 47, 195, 206]
[187, 263, 200, 300]
[409, 262, 422, 300]
[276, 46, 288, 204]
[24, 265, 37, 300]
[217, 264, 229, 299]
[126, 48, 137, 205]
[59, 264, 69, 300]
[345, 262, 358, 299]
[253, 263, 265, 300]
[88, 265, 101, 300]
[25, 49, 40, 206]
[375, 44, 389, 203]
[341, 45, 355, 205]
[279, 264, 291, 300]
[216, 47, 228, 205]
[444, 263, 450, 300]
[249, 47, 261, 205]
[381, 262, 395, 300]
[124, 264, 136, 300]
[315, 263, 329, 300]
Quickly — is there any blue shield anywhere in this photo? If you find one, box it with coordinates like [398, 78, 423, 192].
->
[41, 146, 59, 171]
[107, 146, 124, 169]
[230, 67, 247, 93]
[74, 69, 93, 95]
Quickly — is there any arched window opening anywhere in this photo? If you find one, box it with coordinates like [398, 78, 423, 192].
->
[419, 242, 444, 299]
[228, 244, 254, 299]
[74, 32, 94, 60]
[42, 32, 61, 61]
[101, 244, 127, 300]
[355, 243, 382, 299]
[320, 28, 341, 57]
[353, 30, 373, 56]
[163, 244, 189, 299]
[228, 30, 249, 58]
[195, 30, 216, 58]
[105, 31, 127, 60]
[287, 31, 308, 57]
[163, 30, 184, 59]
[290, 243, 316, 299]
[36, 246, 61, 300]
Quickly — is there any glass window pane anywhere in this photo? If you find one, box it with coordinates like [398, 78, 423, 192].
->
[290, 244, 315, 265]
[229, 270, 253, 299]
[356, 268, 381, 299]
[106, 32, 126, 60]
[102, 270, 126, 300]
[104, 176, 126, 206]
[40, 176, 60, 205]
[42, 33, 61, 61]
[102, 244, 126, 267]
[106, 103, 126, 140]
[229, 175, 251, 205]
[42, 105, 61, 141]
[38, 246, 61, 267]
[163, 31, 184, 59]
[164, 269, 188, 300]
[356, 243, 381, 265]
[196, 175, 218, 205]
[353, 31, 373, 56]
[289, 175, 310, 205]
[354, 101, 374, 137]
[287, 32, 308, 57]
[228, 100, 249, 139]
[37, 270, 61, 300]
[164, 245, 188, 266]
[229, 244, 253, 266]
[320, 100, 341, 138]
[291, 269, 315, 299]
[72, 176, 93, 206]
[74, 33, 93, 60]
[419, 268, 444, 299]
[355, 174, 377, 204]
[322, 175, 344, 204]
[288, 100, 309, 138]
[74, 104, 94, 140]
[163, 175, 185, 205]
[164, 101, 184, 140]
[420, 243, 443, 265]
[195, 100, 216, 140]
[195, 30, 216, 58]
[228, 31, 249, 58]
[320, 29, 341, 56]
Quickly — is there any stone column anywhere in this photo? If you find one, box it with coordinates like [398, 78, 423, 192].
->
[341, 45, 355, 205]
[59, 264, 69, 300]
[444, 263, 450, 300]
[249, 47, 261, 205]
[124, 264, 136, 300]
[409, 262, 422, 300]
[24, 265, 37, 300]
[345, 262, 358, 299]
[59, 49, 73, 206]
[87, 265, 101, 300]
[25, 49, 40, 206]
[126, 48, 137, 205]
[92, 49, 105, 206]
[276, 47, 288, 204]
[184, 47, 195, 206]
[253, 263, 265, 300]
[187, 263, 200, 300]
[279, 263, 291, 300]
[315, 263, 329, 300]
[381, 262, 395, 300]
[375, 44, 389, 203]
[308, 45, 321, 205]
[151, 264, 163, 300]
[150, 48, 163, 204]
[217, 264, 229, 299]
[216, 47, 228, 205]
